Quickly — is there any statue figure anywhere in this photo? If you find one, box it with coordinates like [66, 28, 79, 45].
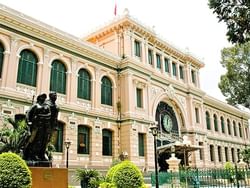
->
[23, 92, 59, 166]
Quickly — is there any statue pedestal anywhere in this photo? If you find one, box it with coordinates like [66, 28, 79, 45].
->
[166, 154, 181, 186]
[30, 167, 68, 188]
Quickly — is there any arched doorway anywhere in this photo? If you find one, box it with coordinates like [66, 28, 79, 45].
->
[155, 101, 183, 171]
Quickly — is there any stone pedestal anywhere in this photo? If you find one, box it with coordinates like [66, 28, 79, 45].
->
[166, 153, 181, 187]
[30, 167, 68, 188]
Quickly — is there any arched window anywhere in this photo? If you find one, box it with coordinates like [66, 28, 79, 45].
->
[77, 69, 91, 100]
[102, 129, 112, 156]
[78, 125, 90, 154]
[17, 49, 38, 86]
[227, 119, 231, 135]
[206, 111, 211, 130]
[214, 114, 218, 132]
[221, 116, 225, 133]
[50, 60, 66, 94]
[51, 121, 64, 152]
[239, 123, 242, 137]
[233, 121, 237, 136]
[0, 43, 4, 78]
[101, 76, 112, 106]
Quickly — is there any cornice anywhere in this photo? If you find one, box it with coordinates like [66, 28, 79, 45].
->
[204, 95, 250, 120]
[84, 12, 204, 68]
[0, 4, 121, 68]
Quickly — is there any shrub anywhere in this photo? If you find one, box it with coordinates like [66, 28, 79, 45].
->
[75, 168, 103, 188]
[0, 152, 32, 188]
[106, 160, 144, 188]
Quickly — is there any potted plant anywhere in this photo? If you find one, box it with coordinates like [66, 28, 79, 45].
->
[75, 168, 102, 188]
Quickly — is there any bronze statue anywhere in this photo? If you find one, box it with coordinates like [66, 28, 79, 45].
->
[23, 92, 59, 166]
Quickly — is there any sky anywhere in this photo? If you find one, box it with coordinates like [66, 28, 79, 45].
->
[0, 0, 231, 101]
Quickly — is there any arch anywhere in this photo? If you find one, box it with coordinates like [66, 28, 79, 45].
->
[49, 56, 71, 73]
[17, 49, 38, 86]
[50, 59, 67, 94]
[16, 44, 42, 63]
[76, 65, 94, 80]
[101, 76, 113, 106]
[99, 72, 116, 88]
[152, 91, 188, 129]
[233, 120, 237, 136]
[77, 68, 91, 100]
[77, 125, 90, 154]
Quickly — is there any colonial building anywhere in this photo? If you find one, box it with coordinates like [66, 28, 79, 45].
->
[0, 5, 249, 172]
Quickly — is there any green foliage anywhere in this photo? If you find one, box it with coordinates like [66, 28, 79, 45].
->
[208, 0, 250, 44]
[99, 182, 116, 188]
[241, 147, 250, 165]
[0, 115, 30, 154]
[75, 168, 103, 188]
[106, 160, 144, 188]
[218, 42, 250, 107]
[224, 161, 234, 170]
[0, 152, 32, 188]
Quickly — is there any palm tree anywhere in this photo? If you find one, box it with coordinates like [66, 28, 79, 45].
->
[0, 114, 30, 155]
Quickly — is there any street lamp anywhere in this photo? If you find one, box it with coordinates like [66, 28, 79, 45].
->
[150, 123, 159, 188]
[64, 139, 71, 168]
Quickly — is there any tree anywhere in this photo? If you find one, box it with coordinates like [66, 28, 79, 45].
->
[218, 42, 250, 107]
[241, 147, 250, 167]
[208, 0, 250, 44]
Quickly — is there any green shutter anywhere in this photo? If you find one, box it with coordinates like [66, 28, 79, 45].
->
[156, 54, 161, 69]
[53, 122, 63, 152]
[138, 133, 144, 156]
[214, 115, 218, 131]
[172, 63, 176, 76]
[227, 119, 231, 135]
[164, 58, 169, 72]
[179, 66, 184, 79]
[78, 126, 89, 154]
[101, 76, 112, 106]
[221, 117, 225, 133]
[102, 129, 112, 156]
[77, 69, 91, 100]
[136, 88, 142, 108]
[0, 43, 3, 78]
[50, 60, 66, 94]
[206, 112, 210, 130]
[17, 50, 38, 86]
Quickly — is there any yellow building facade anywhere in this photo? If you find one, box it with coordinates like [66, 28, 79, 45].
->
[0, 5, 249, 172]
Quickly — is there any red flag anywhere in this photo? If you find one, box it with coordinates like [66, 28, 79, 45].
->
[114, 2, 117, 16]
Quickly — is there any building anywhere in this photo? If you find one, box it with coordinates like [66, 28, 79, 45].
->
[0, 4, 249, 172]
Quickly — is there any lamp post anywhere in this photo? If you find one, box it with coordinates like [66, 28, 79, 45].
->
[64, 139, 71, 168]
[150, 123, 159, 188]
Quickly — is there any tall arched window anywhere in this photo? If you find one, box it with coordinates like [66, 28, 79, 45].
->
[221, 116, 225, 133]
[214, 114, 218, 132]
[50, 60, 66, 94]
[77, 69, 91, 100]
[227, 119, 231, 135]
[102, 129, 112, 156]
[238, 123, 242, 137]
[77, 125, 90, 154]
[206, 111, 211, 130]
[0, 43, 4, 78]
[233, 121, 237, 136]
[101, 76, 112, 106]
[51, 121, 64, 152]
[17, 49, 38, 86]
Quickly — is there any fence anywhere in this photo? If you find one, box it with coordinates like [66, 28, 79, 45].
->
[151, 167, 250, 187]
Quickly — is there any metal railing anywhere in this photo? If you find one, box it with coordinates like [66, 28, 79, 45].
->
[151, 168, 250, 187]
